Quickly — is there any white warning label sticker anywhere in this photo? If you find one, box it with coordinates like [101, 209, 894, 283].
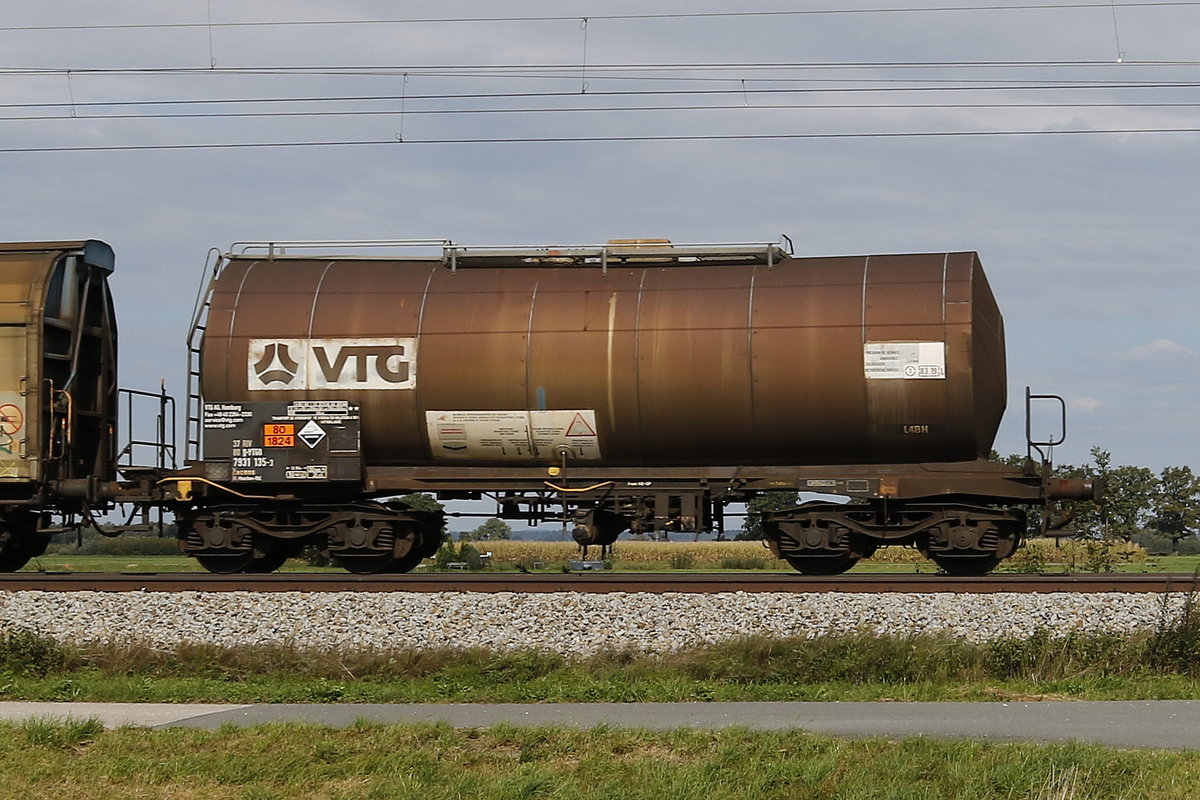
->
[296, 419, 327, 449]
[425, 410, 602, 461]
[864, 342, 946, 380]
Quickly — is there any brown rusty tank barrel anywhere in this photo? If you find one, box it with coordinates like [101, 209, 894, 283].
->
[200, 248, 1006, 468]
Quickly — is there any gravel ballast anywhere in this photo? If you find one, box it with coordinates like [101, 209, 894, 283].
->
[0, 590, 1187, 655]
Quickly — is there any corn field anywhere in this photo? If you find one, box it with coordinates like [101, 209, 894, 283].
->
[480, 539, 779, 566]
[468, 537, 1148, 569]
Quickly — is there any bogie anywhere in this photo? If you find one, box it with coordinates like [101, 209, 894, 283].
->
[764, 501, 1025, 576]
[178, 503, 444, 575]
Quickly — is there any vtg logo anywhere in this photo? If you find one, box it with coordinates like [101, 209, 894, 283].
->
[248, 338, 416, 391]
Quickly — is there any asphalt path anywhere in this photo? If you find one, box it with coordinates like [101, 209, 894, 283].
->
[0, 701, 1197, 750]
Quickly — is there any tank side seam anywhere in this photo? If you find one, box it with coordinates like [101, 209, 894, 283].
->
[226, 259, 259, 397]
[860, 255, 871, 344]
[633, 268, 648, 463]
[414, 263, 438, 443]
[746, 263, 758, 450]
[525, 278, 539, 420]
[306, 261, 336, 340]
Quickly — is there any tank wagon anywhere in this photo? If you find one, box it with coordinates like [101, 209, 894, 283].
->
[174, 238, 1092, 575]
[0, 238, 1094, 576]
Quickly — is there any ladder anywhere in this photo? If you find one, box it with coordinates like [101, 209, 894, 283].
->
[184, 248, 226, 462]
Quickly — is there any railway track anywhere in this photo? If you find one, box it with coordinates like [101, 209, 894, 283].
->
[0, 572, 1196, 593]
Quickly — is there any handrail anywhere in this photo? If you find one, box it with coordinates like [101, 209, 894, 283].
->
[220, 237, 795, 269]
[228, 239, 454, 258]
[445, 240, 791, 273]
[1025, 387, 1068, 464]
[117, 385, 177, 471]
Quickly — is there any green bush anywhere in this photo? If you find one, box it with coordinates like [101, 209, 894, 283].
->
[668, 552, 696, 570]
[302, 544, 331, 567]
[1133, 531, 1200, 556]
[718, 555, 768, 570]
[458, 543, 484, 570]
[1003, 544, 1047, 573]
[1146, 591, 1200, 676]
[1082, 539, 1119, 573]
[674, 632, 984, 685]
[480, 651, 566, 682]
[0, 629, 69, 675]
[45, 533, 179, 557]
[434, 542, 459, 568]
[435, 541, 485, 570]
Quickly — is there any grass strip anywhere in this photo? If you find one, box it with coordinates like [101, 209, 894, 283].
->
[2, 605, 1200, 703]
[2, 720, 1200, 800]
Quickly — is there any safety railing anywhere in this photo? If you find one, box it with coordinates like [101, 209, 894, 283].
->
[117, 385, 177, 472]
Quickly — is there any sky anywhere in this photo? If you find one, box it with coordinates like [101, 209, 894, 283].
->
[1, 1, 1198, 473]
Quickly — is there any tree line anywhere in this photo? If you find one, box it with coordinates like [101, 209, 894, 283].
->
[1004, 447, 1200, 554]
[740, 448, 1200, 555]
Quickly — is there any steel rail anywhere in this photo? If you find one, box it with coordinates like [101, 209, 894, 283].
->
[0, 572, 1196, 593]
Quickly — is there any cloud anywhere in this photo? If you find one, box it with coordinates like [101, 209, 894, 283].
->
[1129, 339, 1197, 361]
[1068, 397, 1103, 414]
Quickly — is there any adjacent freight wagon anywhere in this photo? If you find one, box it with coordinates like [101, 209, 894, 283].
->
[0, 239, 1095, 576]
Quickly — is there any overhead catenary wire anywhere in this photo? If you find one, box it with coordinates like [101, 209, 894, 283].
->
[3, 5, 1196, 152]
[5, 79, 1200, 112]
[4, 100, 1200, 123]
[2, 60, 1196, 122]
[3, 126, 1199, 154]
[0, 2, 1197, 33]
[5, 59, 1200, 77]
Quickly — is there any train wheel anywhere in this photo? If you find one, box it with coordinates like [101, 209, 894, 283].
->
[334, 552, 398, 574]
[246, 553, 289, 572]
[782, 551, 862, 575]
[249, 538, 305, 573]
[195, 551, 256, 574]
[387, 547, 428, 574]
[418, 530, 445, 559]
[0, 542, 31, 572]
[334, 545, 431, 575]
[921, 519, 1019, 576]
[193, 534, 290, 574]
[928, 553, 1002, 576]
[333, 521, 428, 574]
[774, 524, 867, 575]
[332, 523, 400, 574]
[0, 511, 43, 572]
[244, 543, 293, 574]
[182, 515, 254, 574]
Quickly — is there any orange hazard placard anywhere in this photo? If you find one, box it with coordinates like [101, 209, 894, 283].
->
[263, 423, 295, 447]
